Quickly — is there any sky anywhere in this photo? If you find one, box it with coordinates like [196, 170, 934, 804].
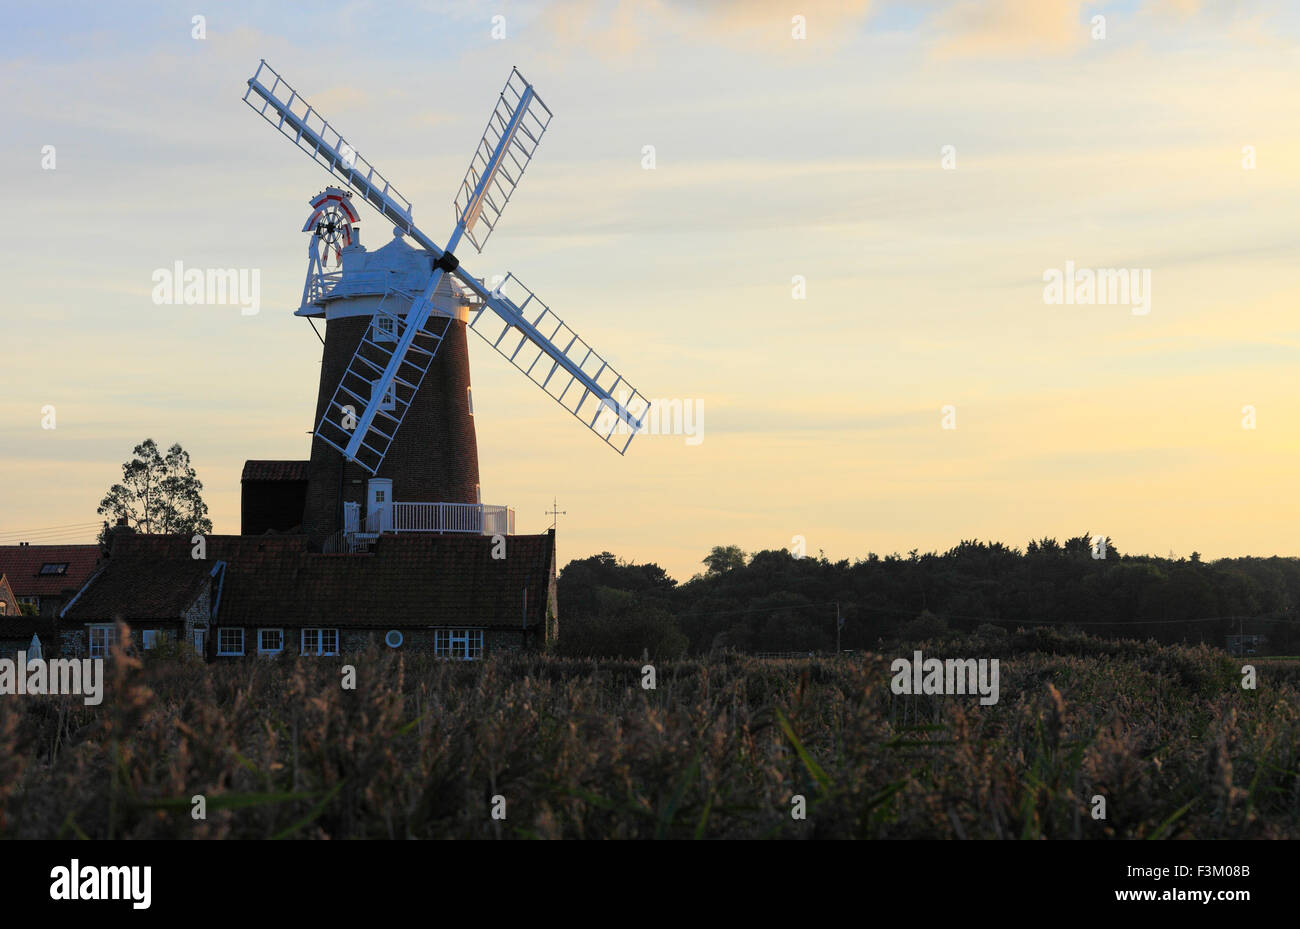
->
[1, 0, 1298, 582]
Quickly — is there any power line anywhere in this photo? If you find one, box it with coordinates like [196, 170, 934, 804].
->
[0, 531, 103, 544]
[0, 521, 101, 534]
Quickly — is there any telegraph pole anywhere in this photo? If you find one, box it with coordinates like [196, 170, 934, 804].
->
[836, 601, 843, 654]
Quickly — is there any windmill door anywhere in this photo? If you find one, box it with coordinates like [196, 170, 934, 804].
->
[367, 478, 393, 533]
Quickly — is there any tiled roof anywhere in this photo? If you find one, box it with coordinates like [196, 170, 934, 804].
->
[62, 531, 555, 628]
[241, 460, 310, 482]
[0, 545, 101, 598]
[61, 536, 210, 622]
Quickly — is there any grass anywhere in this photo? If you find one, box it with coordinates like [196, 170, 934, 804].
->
[2, 626, 1297, 838]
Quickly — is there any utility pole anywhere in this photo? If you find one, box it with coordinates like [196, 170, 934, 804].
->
[836, 601, 843, 654]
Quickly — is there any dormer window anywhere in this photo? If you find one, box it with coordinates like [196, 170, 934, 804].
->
[40, 563, 68, 575]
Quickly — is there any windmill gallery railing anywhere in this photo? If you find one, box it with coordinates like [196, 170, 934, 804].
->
[322, 502, 515, 553]
[365, 502, 514, 535]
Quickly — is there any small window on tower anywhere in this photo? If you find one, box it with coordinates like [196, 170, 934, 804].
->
[467, 386, 474, 415]
[373, 315, 397, 342]
[372, 379, 396, 412]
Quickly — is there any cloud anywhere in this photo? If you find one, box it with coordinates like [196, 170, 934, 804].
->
[928, 0, 1088, 59]
[538, 0, 874, 59]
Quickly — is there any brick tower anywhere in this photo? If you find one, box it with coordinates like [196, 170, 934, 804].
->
[298, 224, 481, 543]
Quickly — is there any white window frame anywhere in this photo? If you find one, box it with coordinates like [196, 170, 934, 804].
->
[301, 628, 340, 657]
[258, 628, 284, 656]
[217, 627, 245, 656]
[372, 314, 397, 343]
[89, 624, 119, 659]
[385, 629, 403, 649]
[141, 630, 159, 650]
[467, 385, 474, 415]
[371, 378, 396, 412]
[433, 628, 484, 661]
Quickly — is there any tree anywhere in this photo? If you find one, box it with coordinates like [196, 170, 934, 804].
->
[97, 439, 213, 541]
[557, 587, 687, 659]
[702, 544, 746, 576]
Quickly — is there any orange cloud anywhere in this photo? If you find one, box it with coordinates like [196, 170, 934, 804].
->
[929, 0, 1088, 59]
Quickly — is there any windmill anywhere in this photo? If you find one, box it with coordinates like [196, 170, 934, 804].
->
[244, 62, 648, 474]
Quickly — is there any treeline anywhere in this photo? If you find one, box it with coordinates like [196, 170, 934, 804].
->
[556, 535, 1300, 658]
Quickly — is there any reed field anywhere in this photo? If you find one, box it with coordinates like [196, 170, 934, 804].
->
[2, 627, 1298, 839]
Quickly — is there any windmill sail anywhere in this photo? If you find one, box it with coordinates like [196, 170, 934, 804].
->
[460, 273, 649, 454]
[453, 68, 552, 253]
[244, 61, 440, 253]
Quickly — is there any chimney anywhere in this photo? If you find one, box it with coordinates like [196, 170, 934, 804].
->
[116, 517, 128, 527]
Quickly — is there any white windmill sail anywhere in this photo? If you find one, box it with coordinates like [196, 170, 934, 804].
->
[461, 274, 648, 453]
[453, 68, 552, 253]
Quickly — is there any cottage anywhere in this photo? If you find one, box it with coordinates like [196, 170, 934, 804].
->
[59, 530, 557, 660]
[0, 544, 101, 617]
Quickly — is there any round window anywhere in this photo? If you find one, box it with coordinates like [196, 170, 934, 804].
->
[385, 630, 403, 648]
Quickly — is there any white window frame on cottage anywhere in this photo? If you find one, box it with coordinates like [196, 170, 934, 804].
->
[433, 628, 484, 661]
[258, 628, 284, 656]
[141, 630, 159, 650]
[372, 314, 397, 343]
[217, 627, 245, 656]
[301, 627, 339, 657]
[88, 624, 119, 659]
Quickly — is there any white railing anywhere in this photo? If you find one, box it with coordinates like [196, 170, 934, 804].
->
[363, 502, 514, 536]
[305, 269, 411, 306]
